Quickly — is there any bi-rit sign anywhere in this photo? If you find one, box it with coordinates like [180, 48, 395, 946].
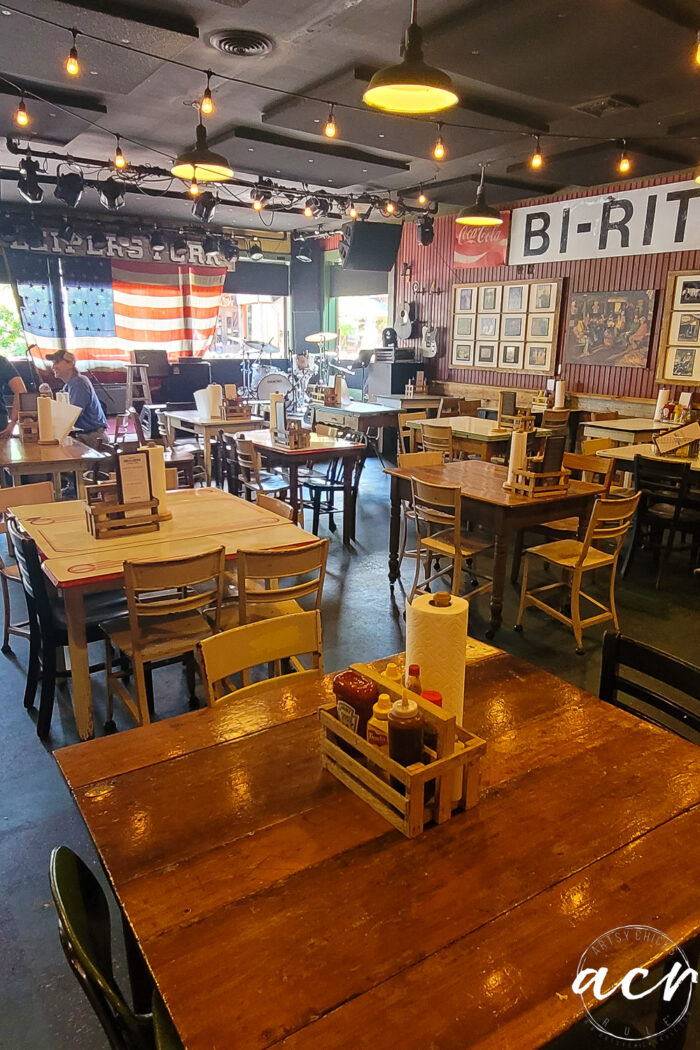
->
[508, 180, 700, 265]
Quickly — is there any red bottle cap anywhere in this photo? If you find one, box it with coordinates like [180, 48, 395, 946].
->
[421, 690, 442, 707]
[408, 664, 420, 677]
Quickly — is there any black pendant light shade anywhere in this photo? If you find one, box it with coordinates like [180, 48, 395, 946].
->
[456, 166, 503, 227]
[171, 122, 234, 183]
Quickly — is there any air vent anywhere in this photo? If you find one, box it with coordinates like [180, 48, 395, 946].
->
[208, 29, 274, 57]
[573, 95, 639, 118]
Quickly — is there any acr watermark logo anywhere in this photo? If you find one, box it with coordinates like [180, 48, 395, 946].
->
[572, 926, 698, 1043]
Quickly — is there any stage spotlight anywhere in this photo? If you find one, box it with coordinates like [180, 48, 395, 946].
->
[25, 223, 44, 248]
[248, 240, 264, 261]
[149, 229, 167, 252]
[57, 221, 74, 244]
[91, 229, 108, 250]
[203, 234, 219, 258]
[219, 238, 239, 262]
[17, 157, 43, 204]
[99, 177, 125, 212]
[54, 171, 84, 209]
[418, 213, 434, 246]
[295, 240, 312, 262]
[0, 216, 17, 245]
[173, 231, 188, 253]
[192, 191, 217, 223]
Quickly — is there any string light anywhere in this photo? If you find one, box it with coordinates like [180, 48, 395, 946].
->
[323, 104, 337, 138]
[303, 201, 314, 218]
[65, 29, 80, 76]
[15, 96, 28, 127]
[383, 199, 396, 215]
[618, 140, 630, 174]
[530, 134, 543, 169]
[347, 198, 358, 219]
[252, 198, 263, 211]
[695, 30, 700, 66]
[200, 71, 214, 116]
[417, 187, 427, 205]
[113, 136, 127, 169]
[188, 177, 200, 197]
[432, 123, 445, 160]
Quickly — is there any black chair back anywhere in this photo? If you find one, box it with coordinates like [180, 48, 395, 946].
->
[500, 390, 517, 417]
[634, 456, 689, 514]
[600, 631, 700, 744]
[7, 517, 52, 630]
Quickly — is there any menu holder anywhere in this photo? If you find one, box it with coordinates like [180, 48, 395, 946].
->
[269, 392, 286, 435]
[84, 452, 162, 539]
[18, 393, 40, 442]
[510, 464, 571, 498]
[272, 420, 311, 450]
[318, 662, 486, 839]
[653, 420, 700, 458]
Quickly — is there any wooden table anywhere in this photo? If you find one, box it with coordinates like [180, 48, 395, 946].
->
[387, 459, 601, 637]
[597, 442, 700, 474]
[0, 435, 107, 498]
[242, 429, 366, 546]
[55, 651, 700, 1050]
[374, 393, 443, 412]
[406, 414, 550, 461]
[162, 408, 264, 485]
[313, 401, 399, 457]
[582, 416, 677, 445]
[12, 488, 317, 739]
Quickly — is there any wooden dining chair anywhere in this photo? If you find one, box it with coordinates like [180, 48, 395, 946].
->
[541, 408, 570, 442]
[302, 432, 368, 540]
[396, 451, 444, 570]
[437, 397, 461, 418]
[0, 480, 54, 654]
[255, 490, 302, 525]
[420, 421, 453, 461]
[398, 410, 427, 453]
[101, 547, 226, 727]
[153, 991, 184, 1050]
[151, 409, 200, 487]
[197, 609, 323, 704]
[456, 399, 481, 417]
[515, 493, 640, 653]
[408, 476, 493, 601]
[235, 436, 290, 502]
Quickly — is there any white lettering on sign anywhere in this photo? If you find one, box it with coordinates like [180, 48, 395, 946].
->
[508, 180, 700, 265]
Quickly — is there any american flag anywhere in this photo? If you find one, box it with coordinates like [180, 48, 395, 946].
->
[9, 251, 226, 367]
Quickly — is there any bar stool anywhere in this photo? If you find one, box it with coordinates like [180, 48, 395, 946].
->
[124, 359, 152, 408]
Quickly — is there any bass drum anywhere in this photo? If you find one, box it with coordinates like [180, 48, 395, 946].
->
[255, 371, 292, 400]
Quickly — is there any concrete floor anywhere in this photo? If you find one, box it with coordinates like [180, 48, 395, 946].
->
[0, 459, 697, 1049]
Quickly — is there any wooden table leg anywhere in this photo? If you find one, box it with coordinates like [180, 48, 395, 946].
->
[389, 475, 401, 588]
[342, 458, 353, 546]
[288, 461, 300, 520]
[486, 532, 508, 639]
[52, 471, 63, 499]
[62, 587, 94, 740]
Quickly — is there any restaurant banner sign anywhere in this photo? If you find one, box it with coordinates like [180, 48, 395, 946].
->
[508, 180, 700, 265]
[455, 212, 510, 268]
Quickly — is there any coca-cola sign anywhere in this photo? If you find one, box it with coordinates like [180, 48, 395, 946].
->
[454, 213, 510, 268]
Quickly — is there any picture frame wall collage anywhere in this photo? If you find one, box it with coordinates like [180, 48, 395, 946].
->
[657, 270, 700, 386]
[451, 279, 562, 375]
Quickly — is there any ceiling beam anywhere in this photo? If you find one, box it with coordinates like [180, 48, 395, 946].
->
[228, 126, 411, 172]
[0, 80, 107, 114]
[54, 0, 199, 38]
[627, 0, 698, 30]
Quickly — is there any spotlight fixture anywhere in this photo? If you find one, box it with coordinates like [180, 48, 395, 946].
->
[54, 171, 84, 209]
[17, 156, 43, 204]
[192, 191, 217, 223]
[173, 230, 188, 253]
[149, 229, 167, 252]
[618, 140, 631, 174]
[25, 223, 44, 249]
[113, 136, 127, 170]
[200, 71, 214, 116]
[91, 229, 108, 251]
[530, 135, 543, 169]
[219, 238, 239, 262]
[188, 178, 200, 197]
[295, 240, 312, 263]
[99, 177, 126, 212]
[15, 96, 28, 127]
[323, 105, 337, 138]
[363, 0, 458, 114]
[417, 187, 427, 205]
[171, 121, 234, 183]
[65, 28, 80, 76]
[432, 124, 446, 160]
[417, 213, 434, 246]
[0, 217, 17, 246]
[57, 221, 74, 244]
[203, 234, 219, 259]
[248, 240, 264, 261]
[456, 165, 503, 227]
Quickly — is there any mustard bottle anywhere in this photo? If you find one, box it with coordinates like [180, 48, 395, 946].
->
[384, 661, 402, 685]
[367, 693, 392, 749]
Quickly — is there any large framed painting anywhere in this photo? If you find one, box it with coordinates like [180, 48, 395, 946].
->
[563, 289, 655, 367]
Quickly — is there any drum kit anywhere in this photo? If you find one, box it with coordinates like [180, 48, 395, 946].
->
[238, 331, 346, 414]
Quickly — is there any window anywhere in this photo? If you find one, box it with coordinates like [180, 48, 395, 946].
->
[336, 294, 388, 360]
[0, 284, 26, 358]
[208, 293, 288, 357]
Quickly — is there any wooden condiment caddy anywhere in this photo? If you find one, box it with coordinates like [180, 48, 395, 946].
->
[319, 662, 486, 838]
[18, 411, 40, 442]
[273, 421, 311, 450]
[510, 464, 570, 498]
[84, 482, 162, 539]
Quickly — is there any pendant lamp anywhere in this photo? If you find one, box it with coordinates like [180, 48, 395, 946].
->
[456, 166, 503, 227]
[363, 0, 458, 115]
[171, 122, 233, 183]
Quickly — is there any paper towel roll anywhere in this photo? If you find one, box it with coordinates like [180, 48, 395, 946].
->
[139, 444, 170, 518]
[654, 388, 670, 421]
[209, 384, 224, 419]
[554, 379, 566, 409]
[37, 396, 53, 442]
[505, 428, 527, 489]
[405, 592, 469, 725]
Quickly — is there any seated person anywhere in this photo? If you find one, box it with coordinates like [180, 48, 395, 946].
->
[46, 350, 107, 448]
[0, 354, 27, 438]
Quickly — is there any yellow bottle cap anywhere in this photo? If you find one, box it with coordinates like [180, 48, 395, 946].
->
[384, 661, 402, 681]
[373, 693, 393, 718]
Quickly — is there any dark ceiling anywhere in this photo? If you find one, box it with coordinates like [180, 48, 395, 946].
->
[0, 0, 698, 234]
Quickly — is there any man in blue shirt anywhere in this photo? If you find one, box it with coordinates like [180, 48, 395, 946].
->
[46, 349, 107, 448]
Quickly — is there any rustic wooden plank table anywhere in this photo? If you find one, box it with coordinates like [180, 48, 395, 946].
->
[11, 487, 317, 740]
[582, 417, 677, 446]
[597, 442, 700, 474]
[55, 650, 700, 1050]
[386, 459, 601, 637]
[405, 414, 550, 461]
[0, 434, 107, 498]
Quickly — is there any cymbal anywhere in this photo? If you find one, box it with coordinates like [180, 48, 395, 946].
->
[305, 331, 338, 343]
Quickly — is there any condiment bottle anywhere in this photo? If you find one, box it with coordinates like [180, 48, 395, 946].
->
[367, 693, 392, 749]
[388, 689, 424, 790]
[405, 664, 422, 693]
[384, 661, 402, 685]
[332, 669, 378, 739]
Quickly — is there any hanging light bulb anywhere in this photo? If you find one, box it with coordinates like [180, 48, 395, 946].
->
[200, 71, 214, 116]
[323, 104, 337, 138]
[695, 30, 700, 67]
[383, 199, 397, 215]
[252, 198, 263, 211]
[530, 135, 543, 169]
[347, 198, 358, 219]
[113, 136, 127, 170]
[695, 167, 700, 185]
[65, 29, 80, 76]
[417, 187, 427, 205]
[618, 140, 631, 174]
[456, 165, 503, 227]
[15, 96, 28, 127]
[432, 123, 446, 160]
[188, 177, 200, 197]
[303, 200, 315, 218]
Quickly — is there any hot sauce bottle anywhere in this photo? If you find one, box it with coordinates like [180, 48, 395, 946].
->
[388, 689, 424, 790]
[405, 664, 422, 693]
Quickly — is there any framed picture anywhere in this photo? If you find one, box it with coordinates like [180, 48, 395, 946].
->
[451, 342, 473, 367]
[673, 274, 700, 311]
[498, 342, 524, 369]
[477, 342, 497, 367]
[478, 285, 502, 313]
[503, 284, 527, 312]
[670, 311, 700, 345]
[563, 289, 655, 368]
[525, 343, 552, 372]
[527, 312, 555, 340]
[453, 314, 473, 338]
[455, 286, 476, 313]
[671, 346, 696, 378]
[529, 282, 556, 312]
[478, 314, 500, 339]
[502, 314, 525, 339]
